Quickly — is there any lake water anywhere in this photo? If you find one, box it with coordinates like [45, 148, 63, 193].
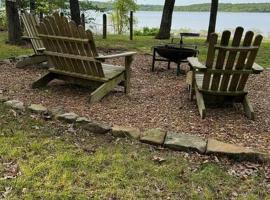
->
[87, 11, 270, 36]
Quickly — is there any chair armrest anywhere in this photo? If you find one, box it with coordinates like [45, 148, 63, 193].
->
[95, 51, 136, 61]
[187, 57, 207, 71]
[252, 63, 264, 74]
[37, 48, 46, 53]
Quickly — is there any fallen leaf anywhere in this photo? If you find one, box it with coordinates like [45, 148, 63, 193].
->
[152, 156, 166, 164]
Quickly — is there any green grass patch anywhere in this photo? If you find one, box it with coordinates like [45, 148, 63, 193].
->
[0, 31, 269, 68]
[0, 32, 33, 60]
[0, 104, 269, 199]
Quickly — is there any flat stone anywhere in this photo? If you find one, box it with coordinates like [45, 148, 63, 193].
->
[140, 128, 167, 146]
[50, 106, 66, 117]
[28, 104, 47, 114]
[112, 125, 141, 139]
[0, 59, 11, 64]
[76, 117, 90, 124]
[56, 112, 78, 123]
[81, 121, 112, 134]
[4, 100, 25, 111]
[0, 95, 9, 103]
[206, 139, 269, 162]
[164, 132, 207, 154]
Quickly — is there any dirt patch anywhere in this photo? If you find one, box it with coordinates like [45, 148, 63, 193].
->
[0, 53, 269, 152]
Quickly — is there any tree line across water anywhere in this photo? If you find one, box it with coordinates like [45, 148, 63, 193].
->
[92, 2, 270, 13]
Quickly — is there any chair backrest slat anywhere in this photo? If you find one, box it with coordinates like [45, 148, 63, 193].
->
[37, 13, 104, 78]
[43, 18, 64, 70]
[203, 27, 263, 93]
[51, 14, 75, 73]
[228, 31, 254, 91]
[210, 30, 231, 91]
[202, 33, 218, 90]
[21, 12, 44, 54]
[220, 27, 244, 91]
[236, 34, 263, 91]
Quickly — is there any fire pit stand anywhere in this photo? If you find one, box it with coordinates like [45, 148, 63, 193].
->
[151, 33, 200, 76]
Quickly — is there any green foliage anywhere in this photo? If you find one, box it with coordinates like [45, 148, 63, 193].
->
[110, 0, 138, 34]
[134, 27, 159, 36]
[0, 8, 7, 31]
[20, 0, 67, 14]
[20, 0, 103, 15]
[80, 1, 106, 26]
[80, 0, 105, 12]
[19, 0, 104, 26]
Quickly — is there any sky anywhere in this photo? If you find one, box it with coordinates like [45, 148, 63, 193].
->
[96, 0, 270, 6]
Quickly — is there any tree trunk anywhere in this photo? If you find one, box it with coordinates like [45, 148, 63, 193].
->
[155, 0, 175, 40]
[6, 0, 22, 44]
[69, 0, 81, 26]
[30, 0, 36, 14]
[207, 0, 219, 42]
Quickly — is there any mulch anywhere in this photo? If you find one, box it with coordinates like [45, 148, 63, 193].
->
[0, 52, 269, 152]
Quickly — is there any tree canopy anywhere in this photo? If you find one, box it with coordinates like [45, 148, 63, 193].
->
[110, 0, 138, 34]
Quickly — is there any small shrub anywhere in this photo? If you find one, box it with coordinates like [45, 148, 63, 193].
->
[134, 27, 159, 36]
[0, 9, 7, 31]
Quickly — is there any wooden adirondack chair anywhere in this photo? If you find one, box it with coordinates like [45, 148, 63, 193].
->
[32, 13, 136, 103]
[187, 27, 264, 119]
[16, 12, 47, 68]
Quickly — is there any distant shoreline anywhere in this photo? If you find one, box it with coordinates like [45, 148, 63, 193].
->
[91, 2, 270, 13]
[140, 3, 270, 13]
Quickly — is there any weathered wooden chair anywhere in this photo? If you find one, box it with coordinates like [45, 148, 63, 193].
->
[16, 12, 47, 68]
[32, 13, 136, 103]
[187, 27, 264, 119]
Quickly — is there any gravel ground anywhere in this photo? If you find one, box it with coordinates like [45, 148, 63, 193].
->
[0, 53, 269, 152]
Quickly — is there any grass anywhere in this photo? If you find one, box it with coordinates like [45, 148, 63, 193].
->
[0, 32, 32, 60]
[0, 104, 270, 199]
[0, 31, 269, 68]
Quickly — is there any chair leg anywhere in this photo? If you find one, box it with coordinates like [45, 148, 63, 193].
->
[177, 63, 181, 76]
[89, 74, 124, 104]
[32, 72, 56, 88]
[16, 55, 47, 68]
[151, 49, 156, 72]
[243, 95, 255, 120]
[190, 88, 195, 101]
[124, 56, 133, 94]
[168, 61, 171, 70]
[188, 71, 196, 101]
[186, 71, 194, 100]
[195, 86, 206, 119]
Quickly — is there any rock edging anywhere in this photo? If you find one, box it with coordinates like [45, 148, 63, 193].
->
[1, 96, 269, 163]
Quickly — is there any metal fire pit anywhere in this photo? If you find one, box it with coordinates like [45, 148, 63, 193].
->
[152, 32, 200, 76]
[152, 45, 199, 76]
[155, 45, 198, 63]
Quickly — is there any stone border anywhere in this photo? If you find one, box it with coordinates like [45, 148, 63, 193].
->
[1, 96, 269, 163]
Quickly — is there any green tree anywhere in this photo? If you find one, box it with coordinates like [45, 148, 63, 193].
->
[110, 0, 138, 34]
